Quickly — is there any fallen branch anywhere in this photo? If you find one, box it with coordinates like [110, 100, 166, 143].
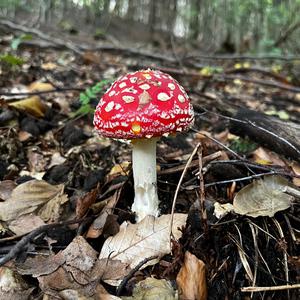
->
[221, 74, 300, 93]
[225, 67, 291, 84]
[184, 54, 300, 61]
[0, 19, 83, 55]
[230, 108, 300, 162]
[0, 87, 84, 98]
[241, 284, 300, 292]
[116, 255, 158, 296]
[0, 217, 90, 266]
[133, 64, 300, 94]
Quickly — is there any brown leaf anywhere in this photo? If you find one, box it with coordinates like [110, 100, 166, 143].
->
[0, 180, 66, 221]
[9, 96, 47, 117]
[17, 252, 66, 277]
[176, 251, 207, 300]
[291, 162, 300, 187]
[98, 258, 130, 281]
[18, 130, 33, 142]
[0, 180, 16, 200]
[8, 214, 45, 235]
[27, 148, 48, 173]
[99, 214, 187, 286]
[233, 175, 293, 217]
[38, 192, 69, 222]
[252, 147, 286, 166]
[86, 189, 121, 238]
[28, 81, 54, 92]
[76, 185, 99, 219]
[22, 236, 105, 298]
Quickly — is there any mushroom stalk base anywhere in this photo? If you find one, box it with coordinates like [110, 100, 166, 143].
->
[131, 138, 159, 221]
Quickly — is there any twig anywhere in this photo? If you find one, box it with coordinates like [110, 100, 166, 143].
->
[272, 218, 290, 299]
[0, 19, 83, 55]
[0, 87, 84, 98]
[197, 144, 208, 234]
[204, 171, 276, 187]
[184, 54, 300, 61]
[249, 224, 259, 298]
[225, 66, 290, 84]
[159, 151, 222, 175]
[241, 284, 300, 292]
[221, 74, 300, 93]
[0, 217, 90, 266]
[247, 120, 300, 157]
[116, 255, 158, 296]
[169, 143, 201, 238]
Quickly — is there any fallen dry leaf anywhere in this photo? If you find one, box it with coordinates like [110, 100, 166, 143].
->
[76, 185, 99, 219]
[176, 251, 207, 300]
[38, 192, 69, 222]
[213, 202, 234, 219]
[9, 96, 47, 117]
[18, 130, 33, 142]
[252, 147, 286, 166]
[18, 236, 105, 298]
[28, 81, 54, 92]
[99, 214, 187, 285]
[27, 148, 48, 173]
[0, 180, 67, 222]
[123, 277, 176, 300]
[8, 213, 45, 235]
[86, 189, 120, 238]
[0, 180, 16, 200]
[41, 62, 58, 70]
[0, 267, 34, 300]
[233, 175, 294, 217]
[291, 162, 300, 187]
[48, 152, 67, 169]
[108, 161, 131, 180]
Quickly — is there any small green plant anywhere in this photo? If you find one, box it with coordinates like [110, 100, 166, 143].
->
[0, 53, 25, 73]
[229, 137, 258, 155]
[73, 79, 112, 117]
[93, 28, 105, 40]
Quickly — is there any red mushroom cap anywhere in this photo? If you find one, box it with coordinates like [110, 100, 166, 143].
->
[93, 69, 194, 139]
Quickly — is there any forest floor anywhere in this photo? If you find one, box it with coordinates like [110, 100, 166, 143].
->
[0, 26, 300, 300]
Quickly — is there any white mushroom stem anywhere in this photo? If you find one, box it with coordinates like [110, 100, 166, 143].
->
[131, 138, 159, 221]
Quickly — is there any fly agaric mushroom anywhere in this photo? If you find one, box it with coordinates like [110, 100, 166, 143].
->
[93, 69, 194, 221]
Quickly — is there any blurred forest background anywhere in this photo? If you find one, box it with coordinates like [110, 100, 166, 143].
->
[1, 0, 300, 54]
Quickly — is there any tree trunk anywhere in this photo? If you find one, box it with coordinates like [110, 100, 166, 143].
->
[189, 0, 201, 41]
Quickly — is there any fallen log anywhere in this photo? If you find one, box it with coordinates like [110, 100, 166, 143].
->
[229, 108, 300, 162]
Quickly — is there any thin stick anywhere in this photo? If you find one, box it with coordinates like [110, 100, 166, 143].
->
[197, 144, 208, 234]
[0, 217, 90, 266]
[116, 255, 158, 296]
[273, 218, 290, 299]
[204, 171, 276, 187]
[169, 143, 201, 238]
[0, 87, 84, 97]
[241, 284, 300, 292]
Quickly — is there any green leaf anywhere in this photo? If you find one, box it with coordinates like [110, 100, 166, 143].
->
[73, 104, 94, 117]
[85, 88, 96, 99]
[0, 54, 24, 66]
[79, 93, 90, 105]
